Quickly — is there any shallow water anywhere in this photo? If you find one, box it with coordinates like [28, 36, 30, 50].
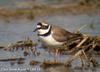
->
[0, 0, 79, 9]
[0, 0, 77, 6]
[0, 14, 100, 72]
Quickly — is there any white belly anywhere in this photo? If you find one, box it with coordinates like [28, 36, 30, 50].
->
[39, 34, 63, 46]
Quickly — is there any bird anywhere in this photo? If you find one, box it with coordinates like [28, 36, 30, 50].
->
[33, 22, 79, 61]
[33, 22, 99, 67]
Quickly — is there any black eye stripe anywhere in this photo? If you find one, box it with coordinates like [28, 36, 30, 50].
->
[37, 28, 41, 29]
[37, 22, 49, 29]
[37, 22, 42, 26]
[37, 26, 48, 30]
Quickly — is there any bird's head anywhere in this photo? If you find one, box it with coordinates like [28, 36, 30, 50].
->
[34, 22, 51, 35]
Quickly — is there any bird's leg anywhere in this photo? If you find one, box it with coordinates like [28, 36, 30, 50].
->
[53, 48, 59, 62]
[56, 48, 61, 61]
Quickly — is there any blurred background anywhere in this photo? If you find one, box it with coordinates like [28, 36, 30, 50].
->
[0, 0, 100, 72]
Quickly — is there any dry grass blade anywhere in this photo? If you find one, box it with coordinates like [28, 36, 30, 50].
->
[76, 35, 89, 48]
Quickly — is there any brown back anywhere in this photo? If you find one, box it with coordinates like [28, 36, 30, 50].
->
[52, 25, 75, 42]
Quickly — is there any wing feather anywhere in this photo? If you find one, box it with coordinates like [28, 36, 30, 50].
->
[52, 25, 74, 42]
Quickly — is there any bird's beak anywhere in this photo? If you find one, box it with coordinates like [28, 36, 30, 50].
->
[33, 28, 38, 32]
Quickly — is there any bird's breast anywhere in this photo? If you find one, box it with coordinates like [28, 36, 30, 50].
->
[39, 34, 64, 46]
